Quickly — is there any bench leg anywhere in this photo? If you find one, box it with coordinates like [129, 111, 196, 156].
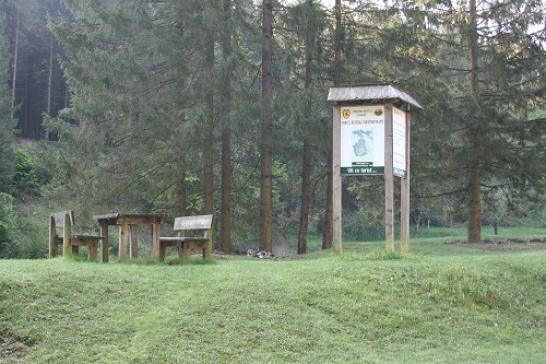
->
[159, 244, 167, 262]
[119, 223, 129, 262]
[179, 242, 193, 260]
[55, 238, 62, 257]
[72, 245, 80, 256]
[130, 225, 138, 259]
[177, 243, 185, 259]
[178, 242, 191, 260]
[49, 236, 58, 258]
[152, 223, 161, 261]
[100, 222, 109, 263]
[48, 216, 57, 258]
[89, 243, 98, 262]
[203, 229, 212, 259]
[203, 244, 211, 259]
[63, 214, 72, 257]
[202, 241, 211, 259]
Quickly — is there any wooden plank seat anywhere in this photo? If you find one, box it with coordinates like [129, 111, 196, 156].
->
[158, 214, 213, 261]
[73, 234, 104, 241]
[48, 210, 103, 261]
[159, 237, 208, 243]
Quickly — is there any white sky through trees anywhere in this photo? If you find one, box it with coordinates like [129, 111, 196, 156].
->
[284, 0, 336, 7]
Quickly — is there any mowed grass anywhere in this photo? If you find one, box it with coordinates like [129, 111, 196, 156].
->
[0, 241, 545, 363]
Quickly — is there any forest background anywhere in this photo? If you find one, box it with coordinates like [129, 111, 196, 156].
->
[0, 0, 545, 258]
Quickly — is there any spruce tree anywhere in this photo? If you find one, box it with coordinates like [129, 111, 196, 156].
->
[260, 0, 274, 252]
[436, 0, 546, 242]
[0, 3, 15, 255]
[0, 4, 14, 193]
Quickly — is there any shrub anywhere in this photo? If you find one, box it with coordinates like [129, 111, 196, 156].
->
[0, 193, 15, 258]
[343, 211, 384, 241]
[12, 148, 51, 197]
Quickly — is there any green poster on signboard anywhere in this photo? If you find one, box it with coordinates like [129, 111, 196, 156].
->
[340, 105, 385, 175]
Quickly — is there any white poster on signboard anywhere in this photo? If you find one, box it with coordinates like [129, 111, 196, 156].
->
[392, 107, 406, 177]
[340, 105, 385, 175]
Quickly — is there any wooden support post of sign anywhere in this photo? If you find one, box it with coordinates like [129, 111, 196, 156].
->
[129, 225, 138, 258]
[119, 223, 129, 262]
[384, 104, 395, 253]
[400, 111, 411, 253]
[332, 104, 343, 254]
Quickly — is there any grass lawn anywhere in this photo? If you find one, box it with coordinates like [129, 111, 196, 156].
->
[0, 234, 545, 363]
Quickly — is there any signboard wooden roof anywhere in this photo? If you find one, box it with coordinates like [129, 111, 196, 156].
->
[327, 84, 423, 110]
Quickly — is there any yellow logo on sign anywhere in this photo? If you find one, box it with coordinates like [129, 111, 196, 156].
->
[342, 109, 351, 119]
[374, 108, 383, 116]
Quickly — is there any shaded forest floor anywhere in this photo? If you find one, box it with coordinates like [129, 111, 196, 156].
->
[1, 238, 545, 363]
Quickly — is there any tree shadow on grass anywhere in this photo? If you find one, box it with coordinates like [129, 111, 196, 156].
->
[0, 331, 35, 363]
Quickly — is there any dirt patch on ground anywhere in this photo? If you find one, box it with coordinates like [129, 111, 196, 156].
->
[0, 332, 33, 362]
[445, 237, 546, 252]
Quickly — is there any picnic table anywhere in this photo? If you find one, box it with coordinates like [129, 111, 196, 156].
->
[93, 213, 161, 262]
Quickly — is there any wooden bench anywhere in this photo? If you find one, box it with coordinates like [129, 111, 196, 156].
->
[158, 214, 213, 261]
[48, 210, 102, 261]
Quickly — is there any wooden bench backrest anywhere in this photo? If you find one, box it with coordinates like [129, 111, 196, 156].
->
[50, 210, 75, 228]
[173, 214, 213, 231]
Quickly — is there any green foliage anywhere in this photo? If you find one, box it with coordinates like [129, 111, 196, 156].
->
[0, 200, 49, 259]
[0, 193, 15, 258]
[0, 7, 15, 195]
[11, 202, 50, 259]
[0, 8, 16, 256]
[0, 249, 545, 363]
[12, 148, 51, 197]
[343, 210, 385, 241]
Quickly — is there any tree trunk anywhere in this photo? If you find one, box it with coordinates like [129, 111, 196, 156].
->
[46, 32, 54, 140]
[467, 0, 482, 243]
[260, 0, 273, 252]
[333, 0, 343, 85]
[202, 29, 215, 216]
[322, 0, 342, 250]
[322, 167, 333, 249]
[298, 1, 314, 255]
[467, 166, 481, 242]
[415, 213, 421, 238]
[64, 81, 70, 108]
[493, 220, 498, 235]
[10, 8, 19, 122]
[298, 142, 312, 254]
[221, 0, 233, 254]
[176, 157, 187, 217]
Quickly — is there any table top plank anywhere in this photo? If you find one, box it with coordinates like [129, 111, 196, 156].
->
[94, 213, 162, 224]
[93, 213, 119, 221]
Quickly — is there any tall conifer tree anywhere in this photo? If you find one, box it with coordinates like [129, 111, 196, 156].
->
[260, 0, 274, 252]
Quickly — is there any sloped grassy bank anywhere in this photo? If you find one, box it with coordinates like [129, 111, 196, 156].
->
[0, 251, 545, 363]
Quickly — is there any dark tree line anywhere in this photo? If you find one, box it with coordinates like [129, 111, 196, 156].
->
[2, 0, 68, 139]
